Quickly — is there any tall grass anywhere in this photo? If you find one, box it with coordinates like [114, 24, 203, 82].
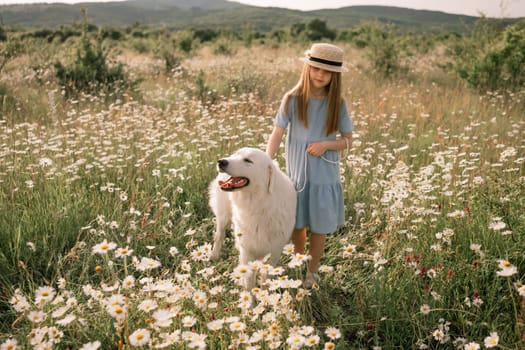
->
[0, 39, 523, 349]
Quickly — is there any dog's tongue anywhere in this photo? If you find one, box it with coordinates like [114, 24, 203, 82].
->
[218, 176, 248, 189]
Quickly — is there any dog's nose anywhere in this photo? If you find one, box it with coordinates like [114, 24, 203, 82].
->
[218, 159, 228, 170]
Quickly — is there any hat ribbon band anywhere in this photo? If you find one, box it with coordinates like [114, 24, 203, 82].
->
[309, 56, 342, 67]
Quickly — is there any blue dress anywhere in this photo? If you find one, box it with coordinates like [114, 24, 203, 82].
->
[274, 95, 354, 233]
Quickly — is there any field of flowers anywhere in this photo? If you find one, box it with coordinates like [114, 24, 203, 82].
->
[0, 40, 524, 349]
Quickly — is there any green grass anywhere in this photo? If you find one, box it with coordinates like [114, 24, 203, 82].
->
[0, 38, 524, 349]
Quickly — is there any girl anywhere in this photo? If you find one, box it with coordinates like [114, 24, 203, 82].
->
[266, 43, 353, 288]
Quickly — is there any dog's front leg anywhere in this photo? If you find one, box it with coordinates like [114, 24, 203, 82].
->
[209, 180, 231, 261]
[239, 249, 257, 290]
[210, 224, 226, 261]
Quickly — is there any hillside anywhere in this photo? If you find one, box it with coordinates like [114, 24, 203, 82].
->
[0, 0, 517, 32]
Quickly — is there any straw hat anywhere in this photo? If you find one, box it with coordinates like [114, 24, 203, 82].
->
[299, 43, 348, 73]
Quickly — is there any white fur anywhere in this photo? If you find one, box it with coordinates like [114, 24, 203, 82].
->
[208, 147, 297, 289]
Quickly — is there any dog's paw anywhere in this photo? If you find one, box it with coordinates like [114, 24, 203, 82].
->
[209, 249, 220, 261]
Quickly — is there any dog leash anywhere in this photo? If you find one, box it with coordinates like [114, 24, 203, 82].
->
[296, 137, 349, 193]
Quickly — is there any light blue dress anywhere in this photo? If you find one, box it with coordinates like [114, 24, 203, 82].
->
[274, 95, 354, 233]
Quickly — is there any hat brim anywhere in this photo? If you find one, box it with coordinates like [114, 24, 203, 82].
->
[299, 57, 348, 73]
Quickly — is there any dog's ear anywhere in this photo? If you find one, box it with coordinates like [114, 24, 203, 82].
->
[267, 164, 273, 194]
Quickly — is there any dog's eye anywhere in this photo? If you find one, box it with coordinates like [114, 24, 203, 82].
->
[243, 158, 253, 164]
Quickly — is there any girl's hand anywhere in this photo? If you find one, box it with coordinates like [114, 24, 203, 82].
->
[307, 142, 327, 157]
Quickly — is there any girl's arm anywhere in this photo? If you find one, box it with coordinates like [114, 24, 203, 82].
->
[266, 126, 285, 159]
[307, 132, 352, 157]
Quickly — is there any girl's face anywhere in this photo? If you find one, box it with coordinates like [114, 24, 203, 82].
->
[309, 66, 333, 91]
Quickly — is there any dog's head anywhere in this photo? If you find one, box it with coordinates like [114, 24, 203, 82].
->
[217, 147, 274, 193]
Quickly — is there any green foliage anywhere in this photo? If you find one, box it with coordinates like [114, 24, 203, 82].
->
[54, 38, 128, 98]
[162, 50, 181, 73]
[306, 19, 337, 41]
[53, 16, 132, 99]
[359, 22, 403, 79]
[453, 18, 525, 91]
[0, 35, 23, 75]
[178, 36, 193, 54]
[193, 28, 219, 43]
[99, 26, 124, 41]
[0, 2, 488, 34]
[0, 26, 6, 42]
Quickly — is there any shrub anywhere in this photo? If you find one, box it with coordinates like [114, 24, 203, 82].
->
[361, 22, 403, 79]
[54, 13, 132, 99]
[54, 36, 128, 98]
[0, 26, 6, 42]
[0, 36, 22, 75]
[453, 18, 525, 91]
[306, 19, 336, 41]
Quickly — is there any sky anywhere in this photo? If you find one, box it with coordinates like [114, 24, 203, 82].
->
[0, 0, 523, 18]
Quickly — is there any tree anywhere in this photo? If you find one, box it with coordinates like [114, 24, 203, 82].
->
[306, 19, 336, 41]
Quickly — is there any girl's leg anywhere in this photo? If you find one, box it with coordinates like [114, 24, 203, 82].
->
[303, 232, 326, 288]
[292, 227, 307, 254]
[307, 232, 326, 274]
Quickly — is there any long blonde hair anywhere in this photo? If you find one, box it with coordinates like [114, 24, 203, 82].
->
[282, 64, 344, 136]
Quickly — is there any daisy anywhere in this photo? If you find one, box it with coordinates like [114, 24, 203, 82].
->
[304, 335, 320, 347]
[129, 328, 151, 347]
[464, 341, 480, 350]
[432, 328, 445, 341]
[135, 257, 161, 271]
[27, 310, 46, 323]
[286, 334, 305, 347]
[115, 247, 134, 258]
[496, 259, 518, 277]
[472, 176, 484, 185]
[269, 266, 285, 276]
[0, 338, 18, 350]
[420, 304, 431, 315]
[515, 282, 525, 297]
[188, 333, 206, 349]
[282, 243, 295, 256]
[10, 294, 30, 313]
[469, 243, 483, 256]
[119, 192, 128, 201]
[238, 291, 253, 305]
[152, 309, 175, 328]
[447, 210, 466, 219]
[209, 285, 225, 295]
[122, 275, 136, 289]
[489, 219, 506, 231]
[192, 290, 208, 309]
[325, 327, 341, 340]
[92, 239, 117, 255]
[106, 304, 127, 321]
[207, 319, 224, 331]
[52, 305, 70, 319]
[230, 321, 247, 332]
[323, 341, 336, 350]
[56, 314, 76, 326]
[182, 315, 197, 328]
[342, 244, 357, 257]
[483, 332, 499, 348]
[138, 299, 158, 312]
[79, 341, 101, 350]
[39, 157, 53, 167]
[318, 265, 334, 273]
[35, 286, 56, 305]
[168, 246, 179, 256]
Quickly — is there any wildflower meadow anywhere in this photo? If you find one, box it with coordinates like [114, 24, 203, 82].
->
[0, 24, 524, 349]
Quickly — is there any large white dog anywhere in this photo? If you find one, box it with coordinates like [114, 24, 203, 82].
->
[208, 147, 297, 289]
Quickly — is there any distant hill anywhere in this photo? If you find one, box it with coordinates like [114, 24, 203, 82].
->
[0, 0, 518, 32]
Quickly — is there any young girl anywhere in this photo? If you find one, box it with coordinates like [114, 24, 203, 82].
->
[266, 43, 353, 288]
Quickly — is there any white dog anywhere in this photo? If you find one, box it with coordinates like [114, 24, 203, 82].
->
[208, 147, 297, 289]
